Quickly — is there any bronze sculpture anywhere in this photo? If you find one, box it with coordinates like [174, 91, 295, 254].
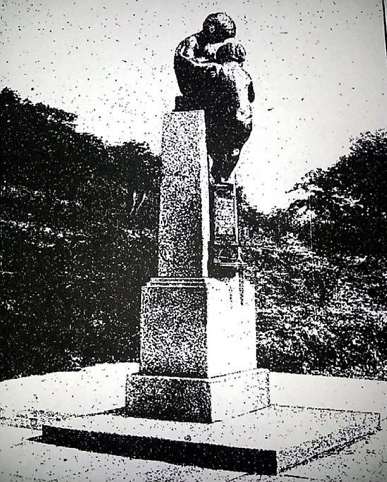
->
[174, 13, 254, 182]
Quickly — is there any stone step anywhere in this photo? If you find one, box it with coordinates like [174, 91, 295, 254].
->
[41, 405, 380, 475]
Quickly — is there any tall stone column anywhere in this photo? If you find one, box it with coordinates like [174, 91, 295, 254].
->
[125, 110, 269, 422]
[158, 110, 210, 278]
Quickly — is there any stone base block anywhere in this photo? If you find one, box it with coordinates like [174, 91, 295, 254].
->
[140, 277, 256, 378]
[125, 368, 269, 423]
[42, 406, 380, 475]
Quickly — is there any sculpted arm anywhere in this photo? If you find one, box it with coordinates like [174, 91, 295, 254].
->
[175, 36, 218, 70]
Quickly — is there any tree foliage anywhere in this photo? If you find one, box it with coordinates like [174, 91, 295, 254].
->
[238, 130, 387, 379]
[288, 129, 387, 256]
[2, 88, 385, 381]
[1, 88, 161, 380]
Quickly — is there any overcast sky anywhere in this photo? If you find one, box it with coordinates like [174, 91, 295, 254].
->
[1, 0, 386, 211]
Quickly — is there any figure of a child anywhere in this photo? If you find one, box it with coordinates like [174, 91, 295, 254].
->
[206, 42, 255, 182]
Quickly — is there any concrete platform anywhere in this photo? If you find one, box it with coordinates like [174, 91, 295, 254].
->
[1, 364, 386, 480]
[41, 405, 380, 475]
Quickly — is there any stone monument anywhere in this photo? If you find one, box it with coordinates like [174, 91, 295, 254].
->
[41, 13, 381, 476]
[124, 12, 268, 423]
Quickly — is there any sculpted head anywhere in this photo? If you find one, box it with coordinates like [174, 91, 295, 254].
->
[202, 13, 236, 43]
[216, 42, 246, 64]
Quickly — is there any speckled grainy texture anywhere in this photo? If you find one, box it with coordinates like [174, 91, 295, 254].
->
[41, 405, 380, 475]
[125, 369, 269, 422]
[2, 1, 385, 211]
[158, 110, 210, 278]
[139, 277, 256, 378]
[1, 367, 386, 479]
[124, 105, 267, 424]
[2, 2, 386, 479]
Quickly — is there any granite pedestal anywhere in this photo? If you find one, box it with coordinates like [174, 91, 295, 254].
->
[125, 109, 269, 422]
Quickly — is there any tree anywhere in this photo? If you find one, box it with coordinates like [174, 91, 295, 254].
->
[236, 132, 387, 379]
[1, 88, 161, 380]
[288, 129, 387, 255]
